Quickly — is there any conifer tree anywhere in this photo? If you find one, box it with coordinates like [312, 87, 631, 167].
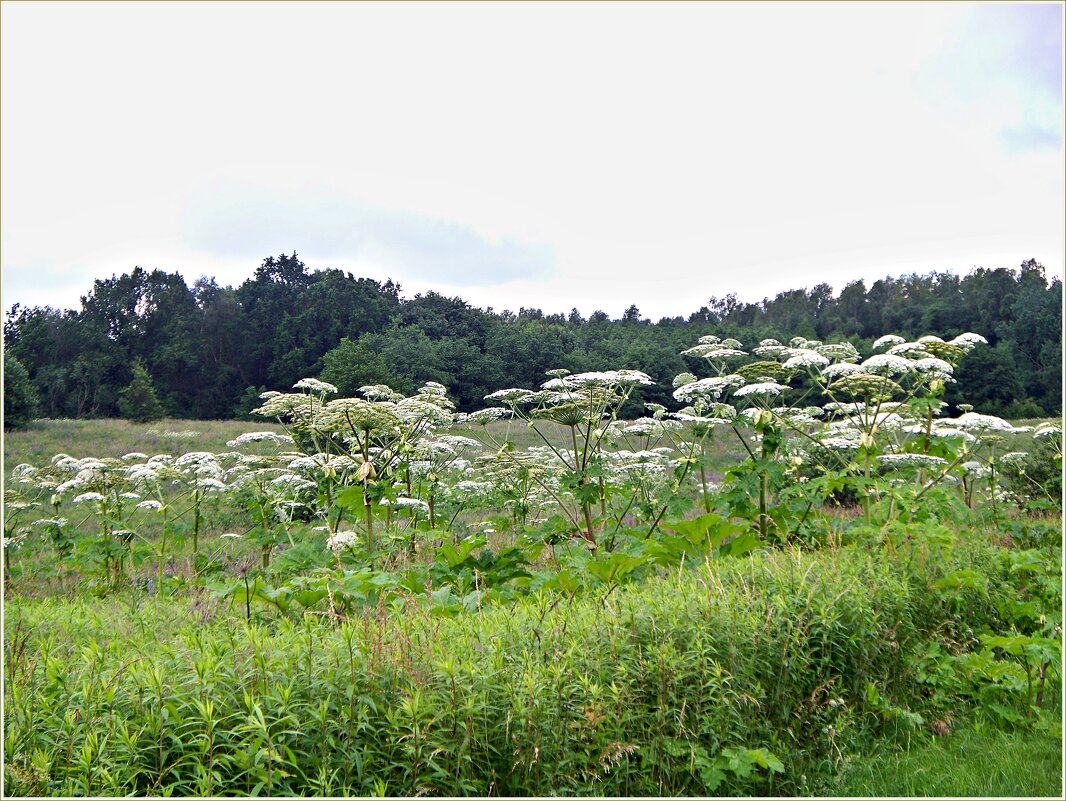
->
[118, 361, 165, 422]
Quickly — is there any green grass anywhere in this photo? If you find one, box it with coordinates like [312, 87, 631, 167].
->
[3, 417, 285, 468]
[6, 539, 1046, 797]
[833, 722, 1063, 797]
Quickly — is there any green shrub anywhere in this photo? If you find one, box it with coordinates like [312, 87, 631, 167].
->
[3, 539, 1036, 797]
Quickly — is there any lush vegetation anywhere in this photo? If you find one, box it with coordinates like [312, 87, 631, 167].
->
[3, 255, 1060, 424]
[3, 328, 1062, 796]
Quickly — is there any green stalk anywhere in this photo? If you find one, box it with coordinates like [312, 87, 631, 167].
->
[863, 447, 873, 526]
[699, 447, 711, 514]
[362, 438, 375, 553]
[157, 506, 167, 595]
[759, 470, 769, 540]
[988, 449, 998, 521]
[192, 490, 202, 556]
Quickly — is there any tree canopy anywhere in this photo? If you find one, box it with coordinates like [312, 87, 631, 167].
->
[5, 255, 1060, 421]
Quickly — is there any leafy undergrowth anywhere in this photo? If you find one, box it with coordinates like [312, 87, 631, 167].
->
[4, 534, 1060, 797]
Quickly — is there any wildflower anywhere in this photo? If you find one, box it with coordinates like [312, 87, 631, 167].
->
[831, 373, 903, 400]
[137, 500, 164, 510]
[734, 381, 788, 398]
[860, 354, 914, 376]
[359, 384, 404, 402]
[886, 342, 929, 358]
[815, 342, 861, 363]
[783, 349, 830, 370]
[625, 417, 682, 436]
[72, 492, 105, 504]
[270, 474, 317, 492]
[753, 343, 792, 358]
[949, 332, 988, 349]
[645, 402, 667, 419]
[913, 357, 954, 378]
[318, 398, 400, 434]
[1033, 421, 1062, 439]
[393, 497, 430, 513]
[253, 393, 321, 421]
[871, 334, 906, 350]
[681, 344, 748, 361]
[485, 388, 536, 404]
[816, 435, 862, 450]
[877, 454, 948, 468]
[418, 381, 449, 396]
[227, 431, 296, 447]
[543, 370, 653, 389]
[775, 406, 822, 426]
[396, 397, 455, 427]
[672, 375, 745, 403]
[452, 480, 494, 494]
[735, 360, 789, 381]
[327, 529, 360, 552]
[75, 458, 110, 471]
[821, 362, 869, 380]
[435, 434, 482, 451]
[670, 412, 733, 427]
[293, 377, 338, 394]
[462, 407, 512, 425]
[952, 412, 1022, 433]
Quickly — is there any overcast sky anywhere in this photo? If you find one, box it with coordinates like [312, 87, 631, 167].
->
[2, 1, 1063, 320]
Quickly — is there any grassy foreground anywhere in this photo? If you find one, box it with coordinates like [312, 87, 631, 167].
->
[4, 533, 1061, 797]
[835, 722, 1062, 797]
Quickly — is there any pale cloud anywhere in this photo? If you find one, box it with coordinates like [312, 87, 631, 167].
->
[182, 187, 555, 286]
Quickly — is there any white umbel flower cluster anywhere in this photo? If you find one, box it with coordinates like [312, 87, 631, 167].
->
[733, 381, 788, 398]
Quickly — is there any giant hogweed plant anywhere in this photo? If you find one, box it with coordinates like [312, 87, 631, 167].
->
[469, 369, 654, 547]
[250, 378, 456, 555]
[670, 330, 1018, 538]
[7, 452, 232, 590]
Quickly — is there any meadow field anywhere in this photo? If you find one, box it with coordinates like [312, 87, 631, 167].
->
[3, 333, 1062, 797]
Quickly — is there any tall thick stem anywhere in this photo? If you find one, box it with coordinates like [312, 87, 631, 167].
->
[759, 471, 769, 540]
[989, 455, 998, 521]
[362, 439, 375, 552]
[699, 457, 711, 514]
[192, 492, 201, 556]
[863, 450, 872, 526]
[158, 507, 167, 593]
[363, 487, 374, 552]
[582, 502, 597, 548]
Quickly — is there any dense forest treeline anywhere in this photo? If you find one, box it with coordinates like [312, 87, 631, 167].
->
[3, 254, 1061, 423]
